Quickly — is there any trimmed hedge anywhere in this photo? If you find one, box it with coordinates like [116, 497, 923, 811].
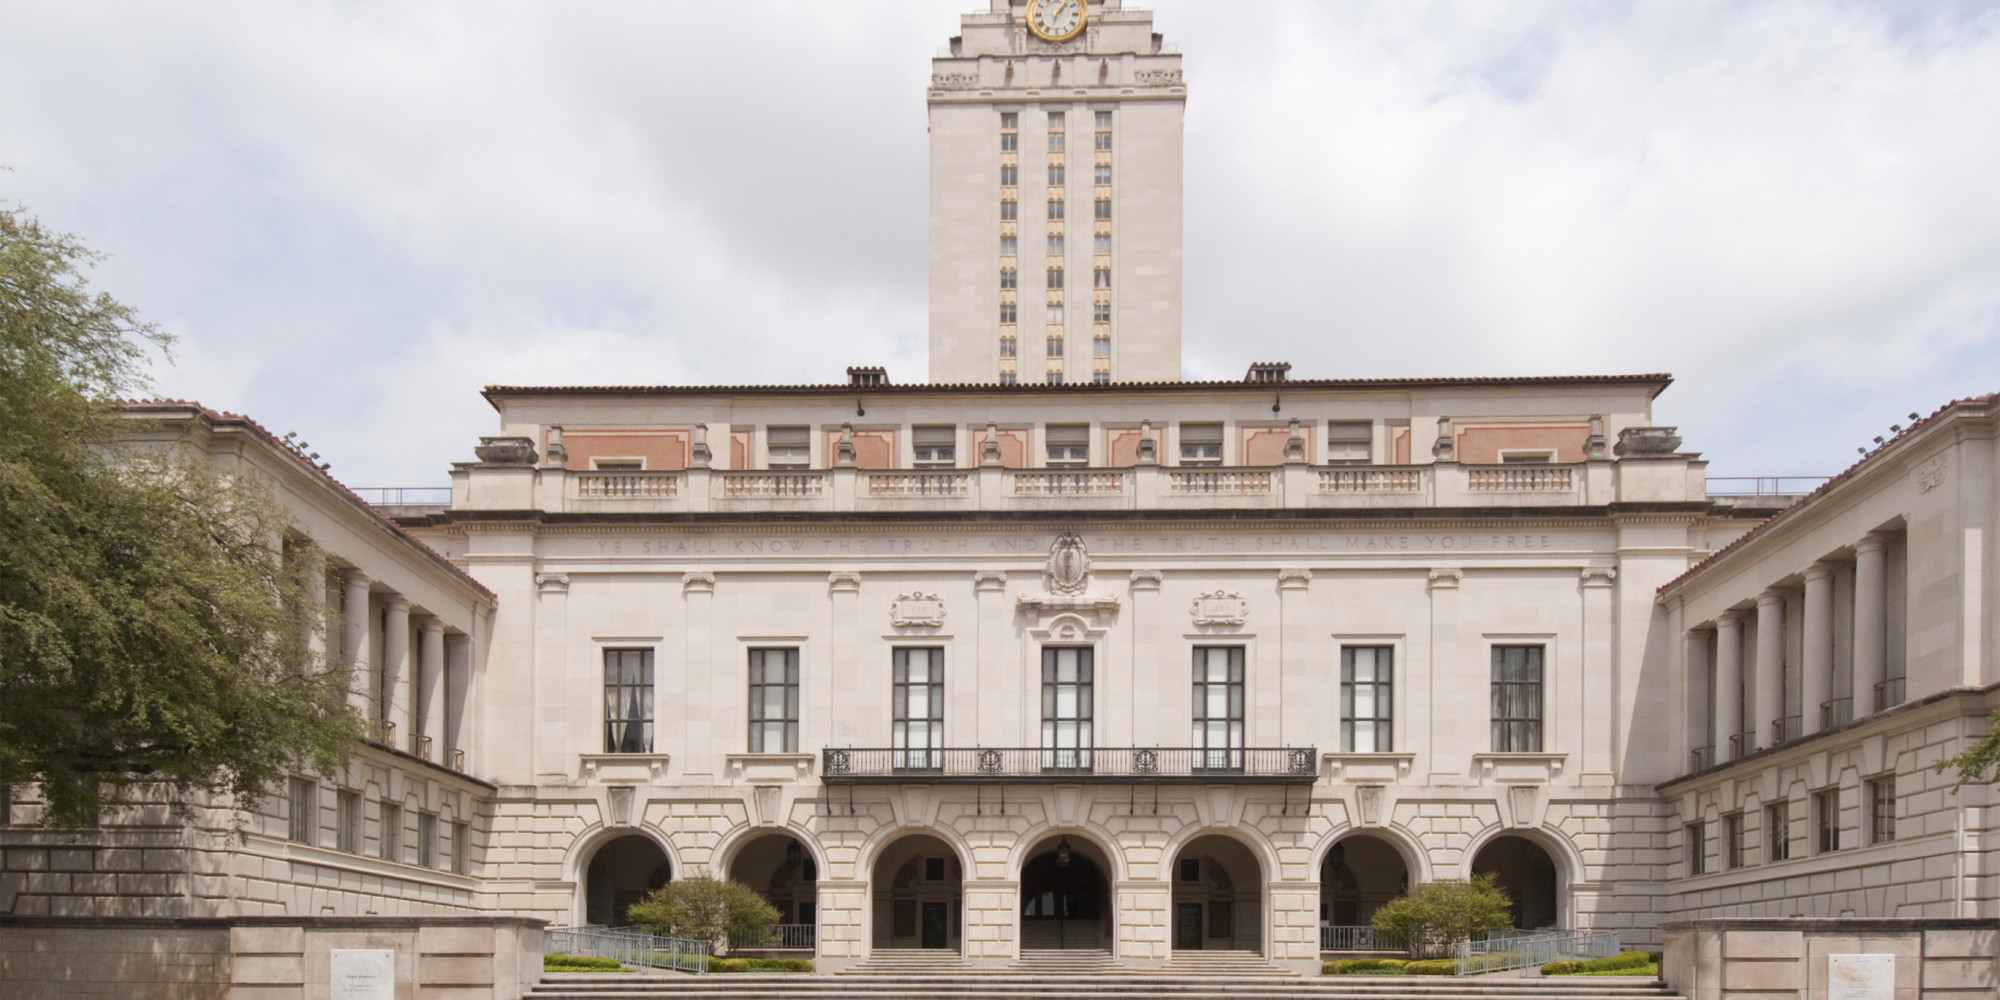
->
[1324, 958, 1409, 975]
[1542, 951, 1661, 976]
[544, 954, 627, 972]
[1404, 959, 1456, 976]
[712, 957, 815, 973]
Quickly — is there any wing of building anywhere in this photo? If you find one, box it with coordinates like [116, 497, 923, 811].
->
[3, 1, 1997, 994]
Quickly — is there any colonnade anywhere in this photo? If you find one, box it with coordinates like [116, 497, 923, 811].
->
[339, 569, 474, 770]
[1687, 530, 1899, 767]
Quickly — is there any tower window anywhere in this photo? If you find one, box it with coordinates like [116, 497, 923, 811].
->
[1000, 304, 1017, 324]
[1091, 372, 1109, 385]
[1048, 200, 1065, 221]
[1001, 235, 1018, 255]
[1094, 234, 1111, 253]
[1047, 268, 1064, 289]
[1048, 111, 1066, 128]
[1001, 201, 1017, 221]
[1095, 111, 1111, 129]
[1002, 131, 1018, 152]
[1046, 304, 1064, 323]
[1093, 199, 1111, 220]
[1001, 165, 1018, 186]
[1048, 165, 1065, 186]
[1093, 268, 1110, 288]
[1094, 164, 1111, 185]
[1047, 234, 1064, 254]
[1046, 337, 1063, 358]
[1002, 112, 1018, 130]
[1092, 337, 1109, 357]
[1094, 130, 1112, 151]
[1000, 268, 1017, 289]
[1093, 302, 1110, 322]
[1000, 337, 1017, 358]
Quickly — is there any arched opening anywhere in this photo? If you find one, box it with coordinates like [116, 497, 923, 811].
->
[1168, 834, 1261, 952]
[870, 834, 963, 952]
[726, 833, 818, 952]
[1020, 834, 1112, 951]
[584, 834, 671, 927]
[1319, 835, 1408, 948]
[1471, 835, 1559, 929]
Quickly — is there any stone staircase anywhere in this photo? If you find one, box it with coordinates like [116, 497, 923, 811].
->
[1162, 949, 1297, 977]
[1008, 948, 1123, 975]
[527, 966, 1685, 1000]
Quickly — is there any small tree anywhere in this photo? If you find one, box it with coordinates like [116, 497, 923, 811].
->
[626, 873, 781, 952]
[1936, 711, 2000, 786]
[1370, 875, 1514, 958]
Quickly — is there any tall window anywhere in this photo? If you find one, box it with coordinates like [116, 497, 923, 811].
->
[1868, 776, 1897, 844]
[1045, 424, 1089, 466]
[336, 790, 361, 853]
[1001, 201, 1017, 221]
[451, 821, 470, 875]
[1041, 647, 1093, 769]
[1094, 199, 1111, 220]
[1000, 303, 1017, 324]
[892, 648, 945, 769]
[1001, 164, 1018, 186]
[417, 812, 438, 869]
[1047, 267, 1064, 288]
[603, 649, 654, 754]
[766, 426, 809, 469]
[1766, 801, 1791, 862]
[1685, 821, 1706, 876]
[1094, 165, 1111, 185]
[287, 778, 317, 844]
[380, 802, 402, 862]
[1490, 646, 1543, 752]
[1179, 423, 1222, 466]
[1048, 199, 1065, 221]
[1341, 646, 1394, 752]
[1815, 789, 1841, 853]
[1001, 268, 1017, 289]
[1724, 812, 1744, 869]
[748, 648, 800, 753]
[1192, 647, 1245, 770]
[1048, 165, 1065, 186]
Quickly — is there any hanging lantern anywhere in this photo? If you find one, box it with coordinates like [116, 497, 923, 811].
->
[1056, 837, 1072, 869]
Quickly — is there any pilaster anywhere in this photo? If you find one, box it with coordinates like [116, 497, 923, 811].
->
[1424, 568, 1461, 779]
[382, 596, 411, 749]
[1853, 534, 1889, 712]
[1277, 568, 1313, 746]
[1127, 570, 1164, 748]
[1753, 590, 1785, 749]
[1802, 564, 1836, 732]
[533, 575, 568, 778]
[417, 618, 446, 760]
[1715, 612, 1743, 760]
[829, 571, 861, 749]
[1579, 568, 1617, 778]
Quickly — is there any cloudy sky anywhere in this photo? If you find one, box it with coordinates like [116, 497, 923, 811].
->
[4, 0, 1997, 487]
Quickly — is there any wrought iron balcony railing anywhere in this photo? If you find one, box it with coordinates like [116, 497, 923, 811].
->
[819, 746, 1318, 784]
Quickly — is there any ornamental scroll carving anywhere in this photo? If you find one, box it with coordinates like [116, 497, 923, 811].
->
[930, 73, 979, 90]
[1047, 531, 1090, 595]
[889, 592, 947, 629]
[1190, 590, 1248, 627]
[1134, 69, 1183, 86]
[1916, 455, 1947, 493]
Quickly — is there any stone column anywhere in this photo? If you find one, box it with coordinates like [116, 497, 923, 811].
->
[1753, 591, 1784, 748]
[1579, 568, 1617, 776]
[1853, 535, 1889, 712]
[444, 632, 471, 769]
[1423, 569, 1461, 775]
[1802, 565, 1835, 732]
[417, 618, 445, 760]
[1714, 612, 1743, 760]
[828, 572, 861, 749]
[341, 572, 373, 717]
[534, 573, 569, 777]
[972, 571, 1009, 747]
[1682, 623, 1711, 767]
[1268, 881, 1323, 975]
[1277, 568, 1313, 746]
[812, 878, 868, 971]
[382, 597, 411, 747]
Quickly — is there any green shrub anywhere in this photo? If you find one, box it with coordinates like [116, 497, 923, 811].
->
[543, 954, 626, 972]
[1323, 958, 1409, 975]
[1370, 875, 1514, 957]
[712, 957, 814, 973]
[1542, 951, 1661, 976]
[626, 873, 781, 951]
[1403, 959, 1457, 975]
[1541, 960, 1583, 975]
[1575, 962, 1658, 977]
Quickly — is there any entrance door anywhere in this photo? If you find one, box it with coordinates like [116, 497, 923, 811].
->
[921, 902, 948, 949]
[1175, 903, 1203, 950]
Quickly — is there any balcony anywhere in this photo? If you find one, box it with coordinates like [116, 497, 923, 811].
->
[819, 746, 1318, 784]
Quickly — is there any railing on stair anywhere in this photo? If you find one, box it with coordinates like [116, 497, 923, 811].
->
[545, 925, 714, 974]
[763, 923, 817, 949]
[1453, 928, 1620, 976]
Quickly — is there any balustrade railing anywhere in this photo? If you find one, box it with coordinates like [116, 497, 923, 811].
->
[1466, 466, 1574, 492]
[761, 924, 816, 950]
[1874, 677, 1906, 711]
[1689, 745, 1715, 771]
[1772, 716, 1802, 744]
[1821, 697, 1853, 729]
[545, 926, 712, 974]
[1166, 469, 1273, 495]
[1726, 731, 1754, 760]
[821, 746, 1317, 783]
[416, 734, 434, 761]
[450, 748, 465, 771]
[1010, 470, 1127, 496]
[1321, 925, 1383, 951]
[576, 471, 681, 498]
[865, 472, 970, 497]
[721, 472, 825, 498]
[1319, 467, 1422, 493]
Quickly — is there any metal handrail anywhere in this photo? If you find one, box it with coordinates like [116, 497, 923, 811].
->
[1321, 925, 1382, 951]
[1821, 697, 1853, 729]
[1772, 716, 1802, 744]
[762, 924, 816, 949]
[1704, 476, 1832, 496]
[545, 925, 713, 974]
[1689, 745, 1715, 771]
[821, 746, 1318, 784]
[1874, 678, 1906, 711]
[1454, 929, 1619, 976]
[352, 486, 453, 506]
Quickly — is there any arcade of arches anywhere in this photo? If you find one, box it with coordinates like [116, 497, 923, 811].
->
[584, 834, 671, 927]
[1170, 835, 1262, 951]
[871, 835, 964, 950]
[1472, 836, 1560, 929]
[728, 834, 818, 927]
[1020, 835, 1113, 950]
[1319, 835, 1407, 928]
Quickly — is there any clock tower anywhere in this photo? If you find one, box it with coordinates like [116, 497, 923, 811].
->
[927, 1, 1185, 385]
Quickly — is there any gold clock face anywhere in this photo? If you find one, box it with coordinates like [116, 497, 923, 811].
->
[1026, 0, 1087, 43]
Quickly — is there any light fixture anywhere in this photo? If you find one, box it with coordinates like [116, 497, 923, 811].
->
[1056, 837, 1072, 869]
[856, 397, 866, 417]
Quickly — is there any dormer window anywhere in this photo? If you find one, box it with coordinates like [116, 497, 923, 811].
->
[1046, 424, 1089, 467]
[913, 426, 956, 468]
[1178, 423, 1222, 466]
[1326, 422, 1371, 465]
[767, 426, 810, 469]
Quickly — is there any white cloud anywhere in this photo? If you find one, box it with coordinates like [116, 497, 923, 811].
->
[3, 0, 1996, 484]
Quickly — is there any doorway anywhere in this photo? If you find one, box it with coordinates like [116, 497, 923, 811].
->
[1175, 903, 1203, 950]
[921, 902, 948, 948]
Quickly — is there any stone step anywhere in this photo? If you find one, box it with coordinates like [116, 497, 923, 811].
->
[528, 970, 1684, 1000]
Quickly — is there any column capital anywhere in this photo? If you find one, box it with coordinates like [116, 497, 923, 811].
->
[682, 571, 715, 594]
[1128, 569, 1164, 591]
[384, 595, 412, 614]
[1277, 567, 1312, 590]
[342, 570, 371, 588]
[1580, 567, 1618, 588]
[828, 571, 862, 594]
[1715, 609, 1742, 628]
[973, 570, 1008, 591]
[1802, 563, 1835, 583]
[1854, 533, 1890, 555]
[418, 617, 445, 635]
[1427, 567, 1462, 590]
[534, 573, 570, 594]
[1755, 589, 1785, 609]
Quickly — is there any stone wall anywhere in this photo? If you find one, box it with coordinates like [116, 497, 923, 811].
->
[1661, 918, 1998, 999]
[0, 916, 542, 1000]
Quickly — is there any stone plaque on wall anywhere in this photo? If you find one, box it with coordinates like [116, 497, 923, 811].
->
[1827, 954, 1893, 1000]
[330, 950, 394, 1000]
